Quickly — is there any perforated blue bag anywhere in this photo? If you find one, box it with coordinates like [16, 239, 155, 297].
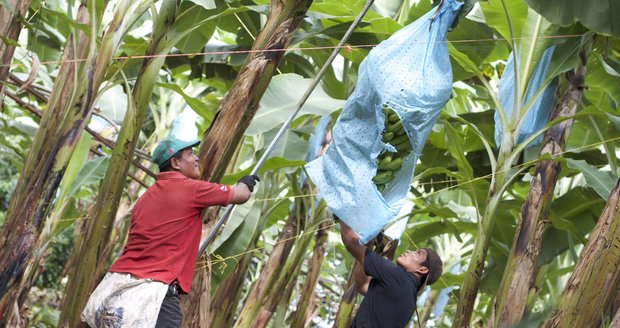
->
[305, 0, 462, 243]
[494, 47, 557, 147]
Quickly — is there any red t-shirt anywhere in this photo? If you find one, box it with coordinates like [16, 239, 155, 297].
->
[109, 171, 233, 293]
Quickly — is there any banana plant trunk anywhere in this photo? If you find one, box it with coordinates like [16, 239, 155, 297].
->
[250, 204, 326, 328]
[452, 73, 536, 326]
[333, 264, 360, 328]
[290, 220, 330, 327]
[183, 0, 312, 324]
[612, 306, 620, 327]
[493, 48, 589, 328]
[195, 0, 312, 180]
[452, 175, 507, 328]
[58, 1, 180, 326]
[254, 258, 303, 328]
[208, 254, 253, 327]
[0, 0, 31, 100]
[0, 2, 104, 323]
[234, 197, 309, 328]
[271, 273, 298, 327]
[418, 289, 439, 326]
[206, 175, 282, 327]
[542, 178, 620, 327]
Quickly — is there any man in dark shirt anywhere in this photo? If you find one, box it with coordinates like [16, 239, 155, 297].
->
[339, 221, 443, 328]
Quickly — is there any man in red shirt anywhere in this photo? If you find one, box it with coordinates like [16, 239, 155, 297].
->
[82, 135, 259, 328]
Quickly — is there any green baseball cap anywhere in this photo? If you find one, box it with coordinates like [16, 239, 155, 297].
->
[152, 135, 200, 166]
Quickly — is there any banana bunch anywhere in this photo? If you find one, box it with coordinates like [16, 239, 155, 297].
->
[373, 105, 412, 192]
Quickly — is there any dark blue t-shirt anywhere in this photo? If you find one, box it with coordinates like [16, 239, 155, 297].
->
[351, 249, 421, 328]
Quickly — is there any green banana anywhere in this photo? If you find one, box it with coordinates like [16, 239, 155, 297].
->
[382, 131, 394, 142]
[377, 154, 393, 168]
[378, 157, 403, 171]
[372, 171, 394, 184]
[394, 138, 413, 152]
[374, 105, 411, 190]
[386, 120, 403, 133]
[391, 126, 405, 137]
[392, 124, 406, 136]
[389, 134, 409, 147]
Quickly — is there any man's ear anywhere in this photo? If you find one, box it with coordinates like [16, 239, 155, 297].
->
[170, 157, 181, 170]
[416, 265, 429, 276]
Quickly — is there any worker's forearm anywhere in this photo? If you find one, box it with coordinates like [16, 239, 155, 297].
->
[230, 184, 251, 204]
[353, 260, 370, 295]
[339, 221, 358, 245]
[339, 221, 365, 263]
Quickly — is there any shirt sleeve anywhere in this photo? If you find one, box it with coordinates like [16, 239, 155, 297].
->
[191, 180, 234, 208]
[363, 249, 403, 282]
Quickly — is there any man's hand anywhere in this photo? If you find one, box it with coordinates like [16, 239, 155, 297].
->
[230, 175, 259, 204]
[237, 174, 260, 192]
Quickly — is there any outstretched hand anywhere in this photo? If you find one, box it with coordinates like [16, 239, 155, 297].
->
[237, 174, 260, 192]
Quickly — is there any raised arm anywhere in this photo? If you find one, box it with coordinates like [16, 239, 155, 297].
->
[353, 260, 371, 295]
[339, 220, 366, 265]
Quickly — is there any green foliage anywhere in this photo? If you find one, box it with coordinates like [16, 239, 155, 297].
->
[479, 0, 528, 42]
[245, 74, 346, 135]
[0, 163, 18, 227]
[209, 197, 263, 290]
[25, 287, 62, 328]
[36, 226, 75, 290]
[566, 159, 617, 199]
[0, 110, 31, 227]
[524, 0, 620, 37]
[2, 0, 620, 326]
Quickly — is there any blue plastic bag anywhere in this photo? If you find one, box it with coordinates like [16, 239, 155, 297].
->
[494, 47, 557, 147]
[305, 0, 462, 243]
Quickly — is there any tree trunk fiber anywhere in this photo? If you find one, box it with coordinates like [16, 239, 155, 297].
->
[196, 0, 312, 181]
[206, 180, 275, 327]
[249, 207, 324, 328]
[0, 2, 100, 323]
[333, 264, 359, 328]
[493, 50, 588, 328]
[611, 306, 620, 328]
[0, 0, 31, 101]
[58, 1, 179, 327]
[290, 221, 330, 327]
[418, 289, 439, 327]
[183, 0, 312, 324]
[208, 254, 253, 327]
[270, 274, 297, 327]
[253, 260, 302, 328]
[541, 178, 620, 328]
[234, 198, 308, 328]
[5, 82, 153, 185]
